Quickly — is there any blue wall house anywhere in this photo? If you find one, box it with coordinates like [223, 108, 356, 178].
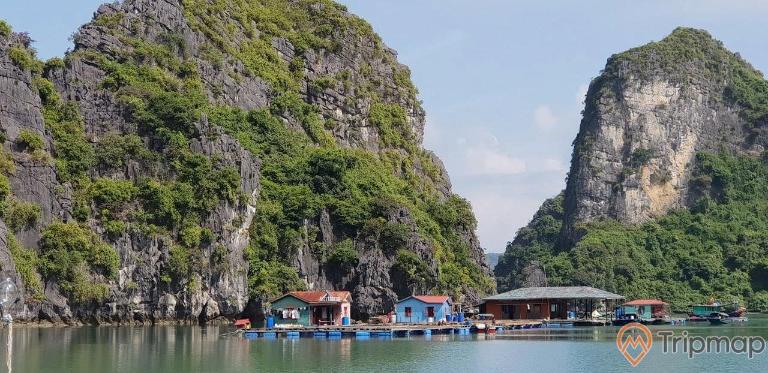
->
[395, 295, 452, 323]
[270, 291, 352, 327]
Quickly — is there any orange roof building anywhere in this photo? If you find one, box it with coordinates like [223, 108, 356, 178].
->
[281, 291, 352, 304]
[623, 299, 667, 306]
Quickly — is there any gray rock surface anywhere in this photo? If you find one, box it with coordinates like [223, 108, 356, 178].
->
[0, 0, 491, 323]
[561, 29, 756, 245]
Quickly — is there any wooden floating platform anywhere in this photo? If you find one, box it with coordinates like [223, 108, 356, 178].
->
[243, 324, 473, 339]
[541, 319, 610, 327]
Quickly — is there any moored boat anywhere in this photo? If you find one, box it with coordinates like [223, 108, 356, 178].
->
[689, 300, 748, 323]
[688, 302, 722, 322]
[708, 312, 731, 325]
[722, 301, 747, 317]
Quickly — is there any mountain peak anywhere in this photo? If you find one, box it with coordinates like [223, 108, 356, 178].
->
[602, 27, 754, 83]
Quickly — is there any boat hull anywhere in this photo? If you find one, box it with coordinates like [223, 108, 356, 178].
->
[708, 317, 748, 325]
[611, 319, 635, 326]
[687, 315, 710, 322]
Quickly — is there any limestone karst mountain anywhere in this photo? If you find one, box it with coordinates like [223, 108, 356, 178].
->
[496, 28, 768, 310]
[0, 0, 493, 324]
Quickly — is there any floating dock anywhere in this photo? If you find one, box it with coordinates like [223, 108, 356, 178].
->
[243, 324, 472, 339]
[240, 318, 642, 340]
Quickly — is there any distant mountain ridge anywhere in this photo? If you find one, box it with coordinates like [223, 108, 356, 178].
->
[485, 252, 502, 269]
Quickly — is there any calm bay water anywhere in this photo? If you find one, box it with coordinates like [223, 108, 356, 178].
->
[2, 315, 767, 372]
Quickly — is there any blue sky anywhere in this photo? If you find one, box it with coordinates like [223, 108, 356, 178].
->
[4, 1, 768, 252]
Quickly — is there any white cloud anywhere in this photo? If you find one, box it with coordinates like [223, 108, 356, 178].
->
[468, 189, 545, 252]
[534, 105, 558, 130]
[465, 147, 526, 175]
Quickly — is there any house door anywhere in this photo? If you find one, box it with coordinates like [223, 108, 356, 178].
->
[313, 307, 331, 325]
[501, 305, 514, 319]
[529, 304, 542, 319]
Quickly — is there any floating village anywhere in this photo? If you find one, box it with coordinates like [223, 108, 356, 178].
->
[232, 287, 749, 340]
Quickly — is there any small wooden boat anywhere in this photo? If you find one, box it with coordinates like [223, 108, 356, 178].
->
[722, 302, 747, 317]
[708, 312, 730, 325]
[612, 319, 633, 326]
[612, 315, 672, 326]
[687, 315, 710, 322]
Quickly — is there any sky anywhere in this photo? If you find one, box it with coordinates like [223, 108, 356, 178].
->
[3, 0, 768, 253]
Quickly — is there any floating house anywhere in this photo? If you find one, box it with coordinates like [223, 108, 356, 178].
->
[270, 291, 352, 327]
[689, 303, 722, 320]
[621, 299, 669, 319]
[480, 286, 624, 320]
[613, 299, 670, 325]
[395, 295, 452, 323]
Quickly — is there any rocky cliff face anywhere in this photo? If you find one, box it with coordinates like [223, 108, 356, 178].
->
[0, 0, 492, 324]
[561, 28, 762, 244]
[1, 26, 260, 323]
[496, 28, 768, 307]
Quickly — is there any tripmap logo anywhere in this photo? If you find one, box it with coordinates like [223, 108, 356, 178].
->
[615, 324, 765, 366]
[616, 323, 653, 367]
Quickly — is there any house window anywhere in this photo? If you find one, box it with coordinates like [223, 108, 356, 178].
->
[551, 303, 558, 313]
[405, 307, 412, 317]
[426, 306, 435, 318]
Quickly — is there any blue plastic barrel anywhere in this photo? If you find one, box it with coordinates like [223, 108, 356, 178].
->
[266, 316, 275, 328]
[342, 316, 350, 326]
[446, 314, 453, 322]
[457, 313, 465, 322]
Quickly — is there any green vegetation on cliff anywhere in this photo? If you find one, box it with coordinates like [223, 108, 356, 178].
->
[209, 100, 492, 299]
[608, 27, 768, 128]
[499, 28, 768, 312]
[7, 0, 491, 306]
[180, 0, 491, 299]
[0, 20, 11, 37]
[496, 152, 768, 311]
[39, 222, 119, 303]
